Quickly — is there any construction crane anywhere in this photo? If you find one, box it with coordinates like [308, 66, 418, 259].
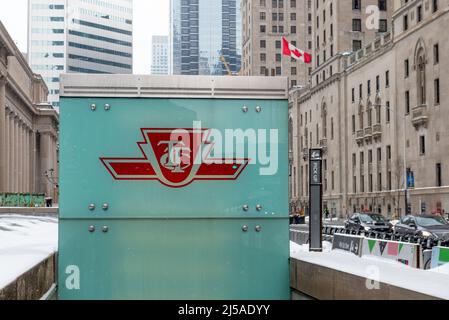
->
[220, 55, 242, 76]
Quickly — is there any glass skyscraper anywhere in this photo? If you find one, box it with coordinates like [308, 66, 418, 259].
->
[170, 0, 241, 75]
[28, 0, 133, 109]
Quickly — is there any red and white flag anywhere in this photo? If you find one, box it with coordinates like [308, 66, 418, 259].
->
[282, 37, 312, 64]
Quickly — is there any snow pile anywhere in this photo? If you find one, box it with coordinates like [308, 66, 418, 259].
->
[430, 262, 449, 276]
[0, 215, 58, 289]
[290, 241, 449, 299]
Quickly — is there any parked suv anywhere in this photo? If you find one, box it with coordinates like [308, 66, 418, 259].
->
[345, 213, 392, 233]
[394, 215, 449, 241]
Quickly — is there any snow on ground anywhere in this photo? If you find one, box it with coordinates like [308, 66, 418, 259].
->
[290, 241, 449, 300]
[0, 215, 58, 289]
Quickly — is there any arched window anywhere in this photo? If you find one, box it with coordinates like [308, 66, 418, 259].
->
[367, 102, 373, 127]
[417, 52, 426, 105]
[414, 39, 427, 106]
[375, 98, 382, 124]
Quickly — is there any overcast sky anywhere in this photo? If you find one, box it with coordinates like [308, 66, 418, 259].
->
[0, 0, 169, 74]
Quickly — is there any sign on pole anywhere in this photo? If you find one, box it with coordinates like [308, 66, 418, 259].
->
[309, 148, 323, 252]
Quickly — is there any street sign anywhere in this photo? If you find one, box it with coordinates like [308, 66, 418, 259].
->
[309, 148, 323, 252]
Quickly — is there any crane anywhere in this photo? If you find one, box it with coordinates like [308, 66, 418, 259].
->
[220, 55, 242, 76]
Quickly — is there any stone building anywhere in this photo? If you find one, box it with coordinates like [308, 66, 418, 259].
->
[0, 22, 59, 201]
[241, 0, 312, 88]
[290, 0, 448, 218]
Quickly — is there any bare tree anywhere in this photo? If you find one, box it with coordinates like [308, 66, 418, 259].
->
[392, 158, 405, 220]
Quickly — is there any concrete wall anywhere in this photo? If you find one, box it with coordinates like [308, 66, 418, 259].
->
[290, 258, 440, 300]
[0, 254, 56, 300]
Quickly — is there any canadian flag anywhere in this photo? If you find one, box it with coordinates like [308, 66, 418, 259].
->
[282, 37, 312, 64]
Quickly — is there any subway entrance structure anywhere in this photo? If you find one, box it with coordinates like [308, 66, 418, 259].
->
[58, 75, 290, 300]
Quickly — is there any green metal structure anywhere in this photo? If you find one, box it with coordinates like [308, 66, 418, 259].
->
[58, 75, 290, 300]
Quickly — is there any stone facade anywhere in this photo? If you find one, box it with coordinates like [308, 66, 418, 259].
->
[241, 0, 312, 88]
[290, 0, 449, 219]
[0, 22, 59, 201]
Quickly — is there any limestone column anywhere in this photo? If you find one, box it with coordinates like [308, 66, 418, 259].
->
[21, 123, 26, 192]
[26, 128, 30, 192]
[18, 121, 23, 193]
[13, 116, 19, 192]
[0, 77, 6, 192]
[9, 114, 15, 192]
[30, 130, 36, 193]
[39, 133, 50, 197]
[4, 109, 10, 191]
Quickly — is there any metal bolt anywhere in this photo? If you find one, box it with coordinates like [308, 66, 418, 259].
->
[255, 225, 262, 232]
[90, 104, 97, 111]
[104, 104, 111, 111]
[255, 106, 262, 113]
[256, 204, 263, 211]
[242, 225, 249, 232]
[242, 205, 249, 212]
[102, 226, 109, 233]
[88, 204, 95, 211]
[88, 226, 96, 233]
[102, 203, 109, 211]
[242, 105, 249, 113]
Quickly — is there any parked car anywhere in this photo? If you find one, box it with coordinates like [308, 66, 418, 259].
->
[345, 213, 392, 233]
[394, 215, 449, 241]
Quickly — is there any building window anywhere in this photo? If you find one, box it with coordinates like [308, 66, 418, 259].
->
[260, 12, 266, 20]
[387, 145, 391, 160]
[376, 75, 380, 92]
[275, 40, 281, 49]
[432, 0, 438, 13]
[405, 91, 410, 114]
[260, 25, 266, 33]
[385, 70, 390, 87]
[352, 115, 356, 133]
[417, 5, 423, 23]
[367, 80, 371, 96]
[275, 53, 281, 62]
[353, 0, 361, 10]
[434, 44, 439, 64]
[291, 67, 297, 75]
[387, 171, 392, 190]
[359, 83, 363, 100]
[386, 101, 390, 123]
[378, 0, 387, 11]
[260, 40, 266, 48]
[419, 136, 426, 155]
[404, 59, 409, 78]
[416, 50, 426, 105]
[291, 26, 296, 34]
[435, 78, 440, 105]
[379, 19, 388, 33]
[436, 163, 442, 187]
[353, 40, 362, 52]
[352, 88, 355, 102]
[352, 19, 362, 32]
[276, 67, 282, 75]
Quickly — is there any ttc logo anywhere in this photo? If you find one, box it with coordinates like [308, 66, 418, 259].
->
[100, 128, 249, 188]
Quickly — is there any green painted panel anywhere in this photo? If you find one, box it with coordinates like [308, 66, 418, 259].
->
[59, 98, 288, 219]
[59, 95, 289, 300]
[58, 219, 290, 300]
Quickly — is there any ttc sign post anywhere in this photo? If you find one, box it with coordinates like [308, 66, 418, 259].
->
[309, 148, 323, 252]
